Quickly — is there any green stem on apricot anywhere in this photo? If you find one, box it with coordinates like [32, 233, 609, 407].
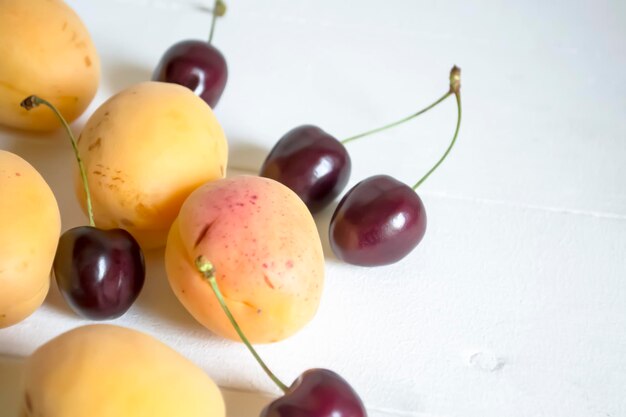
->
[412, 66, 462, 190]
[195, 256, 290, 394]
[20, 96, 95, 227]
[208, 0, 226, 45]
[340, 92, 452, 145]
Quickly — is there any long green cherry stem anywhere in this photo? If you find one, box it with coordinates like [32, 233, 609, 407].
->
[20, 96, 95, 227]
[195, 256, 290, 393]
[208, 0, 226, 45]
[341, 91, 452, 145]
[412, 66, 462, 190]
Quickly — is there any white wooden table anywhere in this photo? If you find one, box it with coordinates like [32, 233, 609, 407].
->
[1, 1, 625, 416]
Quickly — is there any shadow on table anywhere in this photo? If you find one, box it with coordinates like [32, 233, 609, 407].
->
[133, 247, 207, 333]
[103, 60, 153, 94]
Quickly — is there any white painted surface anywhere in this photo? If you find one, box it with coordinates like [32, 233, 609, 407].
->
[1, 1, 626, 416]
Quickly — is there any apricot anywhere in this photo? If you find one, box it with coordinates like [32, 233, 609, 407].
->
[0, 0, 100, 131]
[0, 150, 60, 328]
[20, 324, 225, 417]
[165, 175, 325, 343]
[75, 81, 228, 249]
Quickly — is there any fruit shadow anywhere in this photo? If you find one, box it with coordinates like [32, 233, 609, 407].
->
[103, 61, 153, 94]
[1, 128, 62, 163]
[0, 123, 72, 150]
[221, 388, 276, 417]
[226, 140, 269, 174]
[132, 248, 207, 333]
[44, 278, 76, 318]
[314, 200, 340, 263]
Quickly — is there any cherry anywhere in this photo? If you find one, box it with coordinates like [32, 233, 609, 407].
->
[329, 67, 462, 266]
[260, 369, 366, 417]
[153, 40, 227, 109]
[53, 226, 145, 320]
[260, 125, 351, 213]
[260, 72, 456, 214]
[195, 257, 367, 417]
[153, 0, 228, 108]
[21, 96, 145, 319]
[329, 175, 426, 266]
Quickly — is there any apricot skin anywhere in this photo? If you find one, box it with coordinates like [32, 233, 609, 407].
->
[0, 150, 60, 328]
[20, 324, 225, 417]
[0, 0, 100, 131]
[165, 176, 325, 343]
[75, 81, 228, 249]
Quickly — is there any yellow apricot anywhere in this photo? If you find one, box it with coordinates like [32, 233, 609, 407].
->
[75, 81, 228, 249]
[165, 176, 324, 344]
[0, 150, 60, 328]
[0, 0, 100, 131]
[20, 324, 225, 417]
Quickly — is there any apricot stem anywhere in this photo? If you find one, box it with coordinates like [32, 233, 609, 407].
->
[412, 66, 462, 190]
[340, 91, 451, 145]
[208, 0, 226, 44]
[20, 96, 95, 227]
[195, 256, 289, 393]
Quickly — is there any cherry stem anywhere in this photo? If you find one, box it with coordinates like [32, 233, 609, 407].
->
[208, 0, 226, 45]
[195, 256, 289, 394]
[340, 91, 452, 145]
[20, 96, 95, 227]
[412, 66, 462, 190]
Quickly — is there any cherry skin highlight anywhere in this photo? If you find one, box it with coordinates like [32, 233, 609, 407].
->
[261, 369, 366, 417]
[53, 226, 145, 320]
[153, 40, 227, 108]
[329, 175, 426, 266]
[260, 125, 351, 213]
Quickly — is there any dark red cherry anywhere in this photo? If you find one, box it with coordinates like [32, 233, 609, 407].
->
[329, 175, 426, 266]
[261, 369, 367, 417]
[260, 125, 351, 213]
[20, 96, 146, 320]
[53, 226, 145, 320]
[153, 40, 227, 108]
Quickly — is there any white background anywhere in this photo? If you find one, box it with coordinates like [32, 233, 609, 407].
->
[1, 1, 625, 416]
